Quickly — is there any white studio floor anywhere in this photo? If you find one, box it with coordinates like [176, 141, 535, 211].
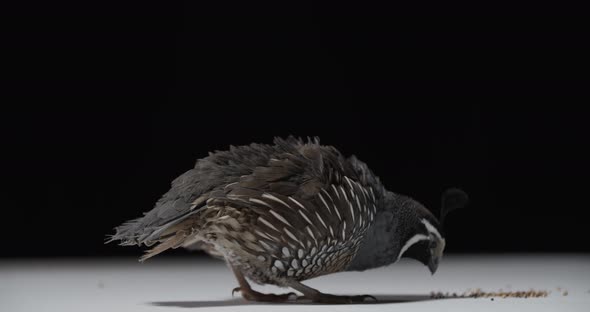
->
[1, 254, 589, 312]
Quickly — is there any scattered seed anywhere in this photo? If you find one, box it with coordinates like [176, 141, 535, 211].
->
[430, 288, 550, 299]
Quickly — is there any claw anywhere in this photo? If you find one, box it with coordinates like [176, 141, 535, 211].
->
[301, 293, 378, 304]
[287, 292, 297, 301]
[231, 287, 296, 302]
[296, 295, 309, 301]
[361, 295, 378, 302]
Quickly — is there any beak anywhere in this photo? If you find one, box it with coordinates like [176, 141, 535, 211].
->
[428, 257, 439, 275]
[428, 238, 445, 275]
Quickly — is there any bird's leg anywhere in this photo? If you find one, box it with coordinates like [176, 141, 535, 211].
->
[230, 265, 296, 302]
[288, 281, 377, 304]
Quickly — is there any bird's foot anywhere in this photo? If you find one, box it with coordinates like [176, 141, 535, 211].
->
[232, 287, 297, 302]
[298, 293, 377, 304]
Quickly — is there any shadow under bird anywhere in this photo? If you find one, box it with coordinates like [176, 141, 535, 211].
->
[107, 136, 468, 303]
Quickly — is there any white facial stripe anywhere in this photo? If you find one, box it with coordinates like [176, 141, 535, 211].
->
[397, 234, 429, 261]
[421, 219, 442, 240]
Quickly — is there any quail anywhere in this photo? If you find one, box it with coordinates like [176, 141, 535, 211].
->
[107, 136, 468, 303]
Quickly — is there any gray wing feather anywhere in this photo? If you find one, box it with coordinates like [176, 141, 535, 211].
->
[107, 136, 384, 252]
[107, 141, 278, 246]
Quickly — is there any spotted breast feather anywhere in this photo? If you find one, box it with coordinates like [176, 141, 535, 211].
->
[220, 158, 380, 282]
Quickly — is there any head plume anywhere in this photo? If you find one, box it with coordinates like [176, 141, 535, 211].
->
[440, 188, 469, 226]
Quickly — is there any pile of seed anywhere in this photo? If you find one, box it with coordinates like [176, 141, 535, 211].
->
[430, 288, 551, 299]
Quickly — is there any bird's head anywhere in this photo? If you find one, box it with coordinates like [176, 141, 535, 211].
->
[397, 188, 468, 275]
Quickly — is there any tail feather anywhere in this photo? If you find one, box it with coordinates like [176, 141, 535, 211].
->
[104, 217, 145, 246]
[138, 231, 188, 262]
[106, 208, 204, 247]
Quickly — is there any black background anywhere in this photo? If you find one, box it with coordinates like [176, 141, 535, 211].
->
[1, 1, 588, 258]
